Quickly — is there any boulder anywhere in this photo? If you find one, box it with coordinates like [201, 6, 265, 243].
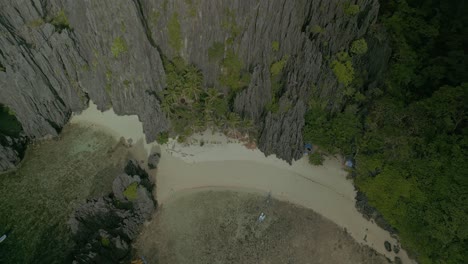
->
[384, 241, 392, 252]
[147, 152, 160, 169]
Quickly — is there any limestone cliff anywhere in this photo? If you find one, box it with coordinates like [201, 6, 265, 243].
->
[0, 0, 388, 167]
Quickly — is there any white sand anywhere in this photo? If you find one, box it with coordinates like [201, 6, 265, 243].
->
[71, 102, 414, 263]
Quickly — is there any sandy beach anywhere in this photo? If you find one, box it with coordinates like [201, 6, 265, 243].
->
[70, 102, 414, 263]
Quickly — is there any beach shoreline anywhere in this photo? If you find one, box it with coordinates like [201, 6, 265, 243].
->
[70, 102, 414, 263]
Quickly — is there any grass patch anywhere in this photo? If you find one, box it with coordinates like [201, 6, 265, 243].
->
[111, 37, 128, 58]
[168, 12, 183, 52]
[308, 152, 324, 166]
[123, 182, 138, 201]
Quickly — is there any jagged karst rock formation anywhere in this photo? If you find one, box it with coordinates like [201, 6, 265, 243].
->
[69, 160, 156, 263]
[0, 0, 389, 166]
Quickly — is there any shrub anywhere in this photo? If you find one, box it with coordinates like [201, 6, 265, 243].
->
[311, 25, 324, 34]
[208, 42, 224, 60]
[344, 4, 360, 16]
[168, 12, 183, 52]
[101, 237, 110, 247]
[50, 10, 70, 31]
[308, 152, 325, 166]
[351, 38, 368, 55]
[123, 182, 138, 201]
[331, 52, 354, 86]
[156, 132, 169, 144]
[111, 37, 128, 58]
[219, 50, 250, 91]
[272, 41, 280, 52]
[270, 56, 289, 77]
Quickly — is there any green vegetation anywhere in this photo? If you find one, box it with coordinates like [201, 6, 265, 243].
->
[159, 57, 254, 140]
[156, 132, 169, 144]
[101, 237, 110, 247]
[219, 50, 250, 92]
[0, 105, 22, 137]
[350, 38, 368, 55]
[305, 1, 468, 262]
[50, 10, 70, 31]
[185, 0, 197, 17]
[331, 51, 354, 86]
[123, 182, 138, 201]
[271, 41, 280, 52]
[310, 25, 325, 34]
[123, 79, 131, 88]
[168, 12, 183, 52]
[111, 37, 128, 58]
[28, 18, 45, 28]
[222, 9, 241, 39]
[344, 3, 360, 16]
[270, 56, 288, 77]
[208, 42, 225, 61]
[308, 152, 324, 166]
[150, 10, 160, 26]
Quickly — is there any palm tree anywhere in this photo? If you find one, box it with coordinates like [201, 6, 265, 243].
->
[205, 88, 223, 105]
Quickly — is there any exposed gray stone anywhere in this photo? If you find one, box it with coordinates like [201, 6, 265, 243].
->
[147, 151, 160, 169]
[0, 0, 388, 164]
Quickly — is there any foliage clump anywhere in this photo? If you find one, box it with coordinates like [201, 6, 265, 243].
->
[350, 38, 368, 55]
[310, 25, 325, 34]
[50, 10, 70, 31]
[101, 237, 110, 247]
[168, 12, 183, 52]
[111, 37, 128, 58]
[270, 56, 289, 77]
[123, 182, 138, 201]
[160, 57, 254, 138]
[271, 41, 280, 52]
[304, 1, 468, 263]
[156, 132, 169, 144]
[208, 42, 224, 61]
[331, 52, 354, 86]
[344, 4, 360, 16]
[219, 50, 250, 92]
[308, 152, 324, 166]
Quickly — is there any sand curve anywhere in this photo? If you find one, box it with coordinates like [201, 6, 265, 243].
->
[70, 102, 414, 263]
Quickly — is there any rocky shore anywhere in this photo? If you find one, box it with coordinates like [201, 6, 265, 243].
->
[69, 159, 158, 263]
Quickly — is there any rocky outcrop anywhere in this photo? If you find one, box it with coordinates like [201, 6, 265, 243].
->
[0, 133, 27, 172]
[355, 191, 396, 234]
[69, 160, 156, 263]
[0, 0, 388, 163]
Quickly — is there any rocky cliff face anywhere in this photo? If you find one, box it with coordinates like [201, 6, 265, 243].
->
[0, 0, 387, 165]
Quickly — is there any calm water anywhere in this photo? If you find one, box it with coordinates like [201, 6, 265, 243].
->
[0, 124, 129, 263]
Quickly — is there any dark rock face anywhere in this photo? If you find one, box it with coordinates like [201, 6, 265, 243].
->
[69, 160, 156, 263]
[384, 241, 392, 252]
[0, 133, 27, 172]
[0, 0, 387, 163]
[147, 151, 160, 169]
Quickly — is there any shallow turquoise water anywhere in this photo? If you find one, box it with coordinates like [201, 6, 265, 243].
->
[0, 124, 129, 263]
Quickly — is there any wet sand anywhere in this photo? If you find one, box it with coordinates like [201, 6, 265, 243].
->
[70, 102, 414, 263]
